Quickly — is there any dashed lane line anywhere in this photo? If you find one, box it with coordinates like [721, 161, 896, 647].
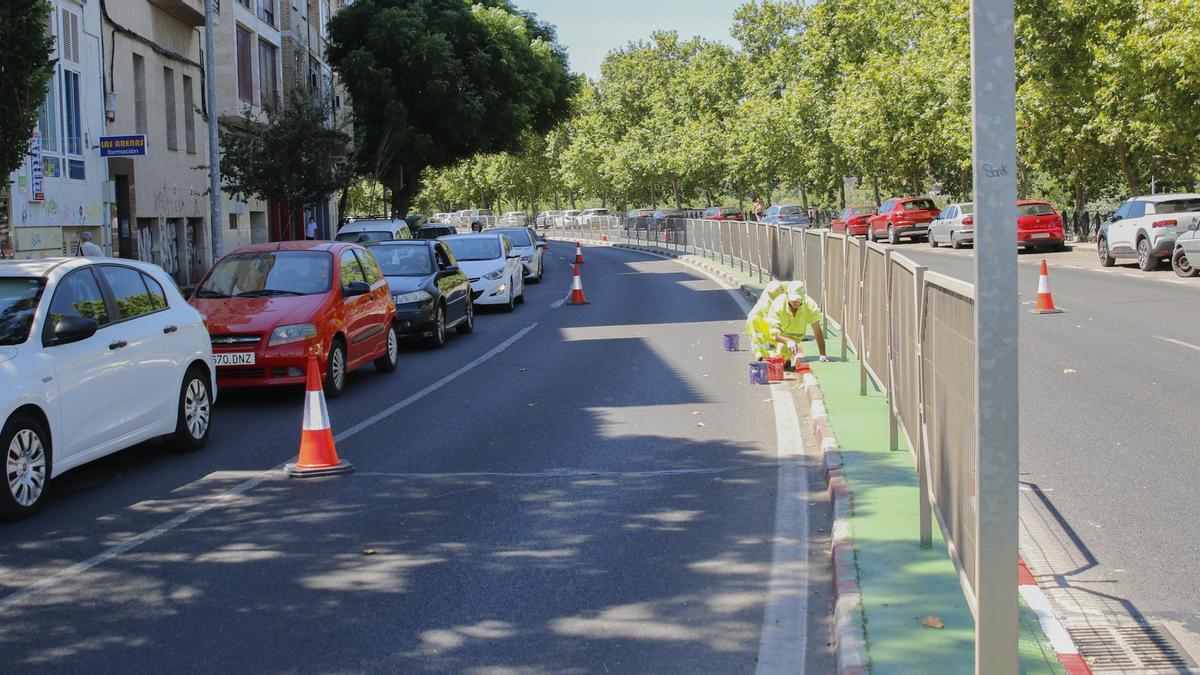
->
[1153, 335, 1200, 353]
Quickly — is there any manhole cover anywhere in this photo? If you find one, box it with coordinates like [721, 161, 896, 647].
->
[1068, 624, 1196, 673]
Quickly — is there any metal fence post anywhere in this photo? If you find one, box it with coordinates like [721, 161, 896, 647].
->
[859, 241, 869, 397]
[914, 264, 932, 548]
[821, 230, 829, 335]
[840, 237, 849, 362]
[884, 249, 899, 452]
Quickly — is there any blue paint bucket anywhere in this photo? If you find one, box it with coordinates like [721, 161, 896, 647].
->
[749, 362, 769, 385]
[723, 333, 740, 352]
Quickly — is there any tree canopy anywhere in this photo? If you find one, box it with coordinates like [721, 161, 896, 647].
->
[0, 0, 56, 178]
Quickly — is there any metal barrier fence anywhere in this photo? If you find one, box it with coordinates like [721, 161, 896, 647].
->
[540, 215, 984, 625]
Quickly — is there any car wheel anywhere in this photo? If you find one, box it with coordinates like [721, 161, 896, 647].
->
[457, 299, 476, 335]
[1137, 238, 1160, 271]
[325, 339, 348, 399]
[951, 234, 965, 250]
[503, 286, 515, 313]
[376, 322, 400, 372]
[1172, 248, 1197, 278]
[1, 413, 51, 521]
[887, 224, 899, 245]
[169, 368, 212, 452]
[515, 278, 526, 305]
[426, 305, 448, 348]
[929, 232, 939, 248]
[1098, 237, 1116, 267]
[867, 227, 875, 243]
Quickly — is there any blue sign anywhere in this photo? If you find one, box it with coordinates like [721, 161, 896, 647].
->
[99, 134, 148, 157]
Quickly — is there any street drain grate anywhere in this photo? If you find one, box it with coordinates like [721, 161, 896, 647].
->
[1068, 624, 1196, 673]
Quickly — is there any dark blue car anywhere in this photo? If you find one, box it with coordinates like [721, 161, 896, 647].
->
[369, 240, 473, 348]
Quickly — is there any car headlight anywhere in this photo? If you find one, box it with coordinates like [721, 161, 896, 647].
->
[483, 268, 506, 280]
[521, 255, 534, 263]
[268, 323, 317, 347]
[393, 290, 433, 305]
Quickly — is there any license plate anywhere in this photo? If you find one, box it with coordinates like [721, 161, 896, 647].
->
[213, 352, 256, 367]
[1031, 233, 1051, 239]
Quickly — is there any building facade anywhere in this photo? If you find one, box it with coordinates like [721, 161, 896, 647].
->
[3, 0, 110, 261]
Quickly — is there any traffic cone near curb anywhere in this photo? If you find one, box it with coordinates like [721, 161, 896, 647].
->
[286, 355, 353, 478]
[1031, 260, 1063, 314]
[575, 242, 585, 264]
[567, 263, 589, 305]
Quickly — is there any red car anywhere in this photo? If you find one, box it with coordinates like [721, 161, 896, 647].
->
[1017, 201, 1067, 252]
[868, 197, 940, 244]
[831, 206, 876, 237]
[703, 206, 746, 221]
[190, 241, 398, 398]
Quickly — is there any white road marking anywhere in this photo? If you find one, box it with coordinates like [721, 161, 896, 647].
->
[356, 467, 748, 479]
[0, 322, 543, 613]
[1018, 584, 1079, 655]
[1154, 335, 1200, 353]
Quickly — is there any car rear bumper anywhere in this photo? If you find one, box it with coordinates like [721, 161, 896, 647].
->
[1018, 232, 1065, 248]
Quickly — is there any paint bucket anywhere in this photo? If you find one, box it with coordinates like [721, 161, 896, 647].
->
[765, 357, 786, 382]
[748, 362, 769, 385]
[722, 333, 740, 352]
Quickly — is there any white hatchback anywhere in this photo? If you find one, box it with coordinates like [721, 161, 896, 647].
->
[0, 258, 215, 520]
[439, 234, 526, 312]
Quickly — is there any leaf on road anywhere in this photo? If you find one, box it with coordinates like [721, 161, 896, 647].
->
[921, 615, 944, 629]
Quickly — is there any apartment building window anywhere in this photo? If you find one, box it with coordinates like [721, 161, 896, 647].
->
[259, 41, 279, 111]
[133, 53, 148, 134]
[309, 56, 320, 92]
[236, 26, 254, 103]
[182, 75, 196, 154]
[237, 0, 249, 8]
[35, 6, 86, 181]
[164, 67, 178, 151]
[258, 0, 275, 26]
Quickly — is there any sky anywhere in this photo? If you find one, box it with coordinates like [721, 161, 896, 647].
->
[516, 0, 745, 79]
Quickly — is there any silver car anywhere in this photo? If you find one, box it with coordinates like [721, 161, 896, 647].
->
[1170, 214, 1200, 277]
[928, 202, 975, 249]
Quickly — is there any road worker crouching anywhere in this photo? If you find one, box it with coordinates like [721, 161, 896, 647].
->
[746, 280, 786, 359]
[766, 281, 831, 367]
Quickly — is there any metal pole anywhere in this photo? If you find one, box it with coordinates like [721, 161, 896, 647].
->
[203, 0, 223, 262]
[914, 264, 932, 548]
[971, 0, 1019, 670]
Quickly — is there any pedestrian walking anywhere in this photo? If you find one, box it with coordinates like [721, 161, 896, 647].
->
[76, 232, 104, 257]
[753, 198, 765, 221]
[766, 281, 831, 367]
[305, 216, 318, 240]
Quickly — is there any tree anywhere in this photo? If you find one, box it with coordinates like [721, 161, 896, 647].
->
[328, 0, 577, 218]
[220, 88, 352, 239]
[0, 0, 55, 177]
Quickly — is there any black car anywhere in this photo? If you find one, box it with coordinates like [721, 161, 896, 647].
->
[415, 223, 459, 240]
[371, 240, 473, 348]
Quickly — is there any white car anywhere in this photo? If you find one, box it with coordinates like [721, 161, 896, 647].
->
[559, 210, 582, 228]
[536, 211, 560, 228]
[492, 227, 546, 283]
[0, 258, 215, 519]
[579, 208, 610, 226]
[501, 212, 528, 226]
[928, 202, 975, 249]
[1100, 193, 1200, 271]
[439, 234, 526, 312]
[336, 218, 414, 243]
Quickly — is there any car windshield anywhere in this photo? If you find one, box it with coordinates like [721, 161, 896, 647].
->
[497, 229, 532, 246]
[904, 199, 938, 211]
[1018, 203, 1055, 217]
[0, 277, 46, 346]
[1155, 199, 1200, 214]
[851, 206, 875, 216]
[336, 230, 393, 243]
[415, 227, 452, 240]
[444, 238, 501, 262]
[959, 204, 975, 215]
[374, 246, 433, 276]
[197, 251, 332, 297]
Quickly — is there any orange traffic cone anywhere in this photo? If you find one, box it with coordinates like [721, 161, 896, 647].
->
[1031, 260, 1063, 314]
[286, 355, 353, 477]
[602, 234, 609, 242]
[567, 263, 589, 305]
[575, 242, 585, 264]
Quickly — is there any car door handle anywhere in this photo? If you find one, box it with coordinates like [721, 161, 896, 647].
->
[163, 325, 178, 334]
[109, 340, 128, 350]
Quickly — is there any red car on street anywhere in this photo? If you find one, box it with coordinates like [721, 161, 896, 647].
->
[831, 206, 876, 237]
[868, 197, 940, 244]
[703, 206, 746, 221]
[1017, 200, 1067, 252]
[190, 241, 399, 398]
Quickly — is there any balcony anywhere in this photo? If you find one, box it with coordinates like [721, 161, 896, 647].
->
[147, 0, 206, 27]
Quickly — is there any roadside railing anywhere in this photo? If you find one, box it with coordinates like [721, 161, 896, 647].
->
[540, 217, 985, 624]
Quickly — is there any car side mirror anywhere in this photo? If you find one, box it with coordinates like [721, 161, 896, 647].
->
[344, 280, 371, 297]
[47, 315, 98, 347]
[1191, 219, 1199, 232]
[507, 252, 521, 259]
[1110, 214, 1122, 223]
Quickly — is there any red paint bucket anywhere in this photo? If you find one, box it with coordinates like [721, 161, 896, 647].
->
[765, 357, 785, 382]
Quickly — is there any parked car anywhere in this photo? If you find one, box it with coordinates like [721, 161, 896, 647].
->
[492, 227, 546, 283]
[190, 242, 398, 399]
[336, 218, 413, 244]
[928, 202, 975, 249]
[430, 213, 453, 223]
[703, 206, 745, 221]
[439, 234, 526, 312]
[1170, 214, 1200, 277]
[762, 204, 812, 227]
[652, 209, 686, 229]
[1098, 193, 1200, 271]
[626, 209, 655, 230]
[868, 197, 939, 244]
[1, 258, 215, 519]
[579, 208, 610, 225]
[371, 240, 473, 347]
[415, 223, 459, 240]
[559, 210, 582, 227]
[535, 211, 560, 228]
[405, 214, 428, 229]
[831, 206, 876, 237]
[501, 212, 528, 226]
[1016, 201, 1066, 252]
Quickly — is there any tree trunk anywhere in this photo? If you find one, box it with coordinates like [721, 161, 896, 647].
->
[673, 176, 682, 209]
[959, 172, 969, 200]
[1117, 140, 1140, 196]
[871, 177, 881, 206]
[1074, 177, 1085, 212]
[800, 183, 809, 209]
[839, 178, 846, 209]
[337, 187, 349, 231]
[389, 166, 419, 219]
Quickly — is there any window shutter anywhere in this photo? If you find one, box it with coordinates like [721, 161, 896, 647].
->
[60, 8, 80, 64]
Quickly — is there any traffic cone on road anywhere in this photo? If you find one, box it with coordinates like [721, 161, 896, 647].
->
[1031, 260, 1063, 314]
[567, 264, 589, 305]
[286, 355, 353, 478]
[575, 242, 585, 264]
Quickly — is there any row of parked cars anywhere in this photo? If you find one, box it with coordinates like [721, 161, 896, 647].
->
[0, 219, 548, 519]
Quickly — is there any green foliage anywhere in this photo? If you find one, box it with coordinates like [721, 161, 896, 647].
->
[0, 0, 56, 178]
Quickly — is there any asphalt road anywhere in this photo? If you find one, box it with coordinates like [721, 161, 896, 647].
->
[0, 244, 833, 673]
[883, 242, 1200, 639]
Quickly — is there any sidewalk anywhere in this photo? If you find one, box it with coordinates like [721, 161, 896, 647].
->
[602, 240, 1067, 674]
